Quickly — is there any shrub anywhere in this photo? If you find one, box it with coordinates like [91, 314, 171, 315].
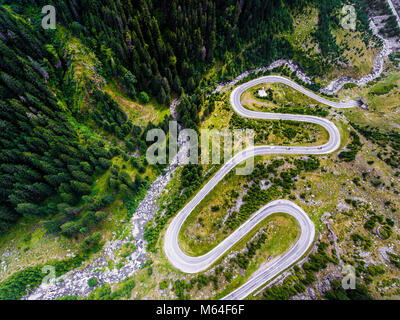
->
[88, 277, 99, 288]
[159, 279, 169, 290]
[95, 211, 108, 222]
[365, 264, 385, 276]
[139, 91, 150, 104]
[60, 221, 79, 238]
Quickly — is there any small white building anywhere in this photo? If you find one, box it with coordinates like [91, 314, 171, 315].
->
[258, 83, 267, 97]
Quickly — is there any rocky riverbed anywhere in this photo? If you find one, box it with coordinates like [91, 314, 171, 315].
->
[321, 18, 400, 95]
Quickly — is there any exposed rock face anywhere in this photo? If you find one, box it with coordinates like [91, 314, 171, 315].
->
[357, 98, 369, 111]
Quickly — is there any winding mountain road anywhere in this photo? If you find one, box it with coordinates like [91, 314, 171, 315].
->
[164, 75, 358, 300]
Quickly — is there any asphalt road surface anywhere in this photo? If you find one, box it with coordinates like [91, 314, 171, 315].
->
[164, 75, 357, 300]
